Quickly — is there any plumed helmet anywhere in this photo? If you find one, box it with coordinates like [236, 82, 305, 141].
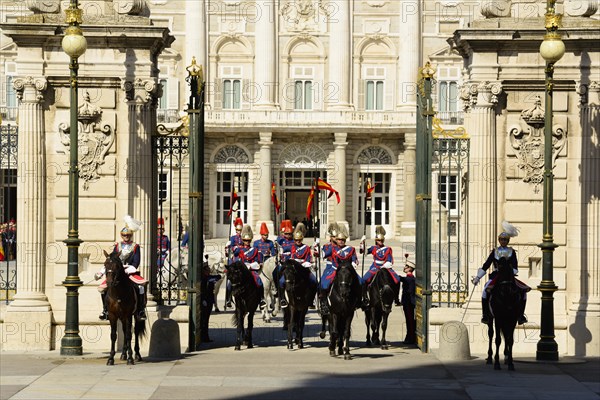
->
[282, 219, 293, 234]
[499, 220, 519, 239]
[293, 222, 306, 240]
[234, 217, 244, 230]
[327, 222, 339, 237]
[121, 215, 142, 235]
[260, 222, 269, 235]
[241, 225, 253, 241]
[375, 225, 386, 241]
[336, 223, 348, 240]
[157, 217, 165, 228]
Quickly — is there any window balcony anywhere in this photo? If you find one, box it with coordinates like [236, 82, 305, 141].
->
[0, 106, 18, 122]
[157, 109, 181, 124]
[437, 111, 464, 125]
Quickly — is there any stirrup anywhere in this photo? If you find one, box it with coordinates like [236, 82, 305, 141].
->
[259, 300, 267, 310]
[225, 301, 233, 308]
[518, 315, 528, 325]
[280, 299, 288, 309]
[481, 315, 489, 324]
[99, 310, 108, 320]
[137, 310, 147, 321]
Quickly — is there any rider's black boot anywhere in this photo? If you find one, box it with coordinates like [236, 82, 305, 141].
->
[280, 288, 288, 309]
[319, 291, 329, 316]
[361, 284, 370, 309]
[481, 297, 490, 324]
[136, 289, 147, 321]
[99, 292, 108, 320]
[518, 298, 528, 325]
[225, 285, 233, 309]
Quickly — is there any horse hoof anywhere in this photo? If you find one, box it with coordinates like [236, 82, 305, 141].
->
[120, 354, 127, 361]
[298, 343, 304, 349]
[381, 345, 388, 350]
[486, 359, 492, 365]
[247, 344, 253, 349]
[234, 346, 241, 351]
[366, 340, 372, 347]
[319, 331, 326, 339]
[344, 354, 352, 360]
[287, 344, 293, 350]
[106, 359, 114, 366]
[329, 350, 336, 357]
[337, 349, 343, 356]
[135, 355, 143, 362]
[295, 338, 300, 345]
[127, 359, 135, 365]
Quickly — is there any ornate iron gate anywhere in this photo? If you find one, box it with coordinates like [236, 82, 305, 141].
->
[152, 128, 189, 305]
[0, 123, 18, 303]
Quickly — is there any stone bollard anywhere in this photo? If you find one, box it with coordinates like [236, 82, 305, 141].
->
[148, 318, 181, 359]
[437, 320, 471, 361]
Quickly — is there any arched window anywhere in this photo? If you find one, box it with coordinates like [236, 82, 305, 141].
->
[214, 145, 250, 164]
[356, 146, 393, 164]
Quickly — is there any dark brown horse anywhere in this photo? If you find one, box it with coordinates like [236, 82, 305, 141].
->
[280, 259, 317, 350]
[487, 257, 523, 371]
[364, 268, 399, 350]
[327, 259, 361, 360]
[226, 261, 261, 350]
[103, 250, 146, 365]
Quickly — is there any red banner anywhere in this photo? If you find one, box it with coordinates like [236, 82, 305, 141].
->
[317, 178, 340, 204]
[227, 187, 239, 217]
[306, 187, 315, 219]
[271, 182, 281, 214]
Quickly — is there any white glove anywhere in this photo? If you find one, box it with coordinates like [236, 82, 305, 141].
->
[226, 241, 231, 248]
[513, 268, 519, 276]
[361, 235, 366, 242]
[124, 265, 137, 275]
[382, 261, 393, 269]
[302, 261, 312, 269]
[315, 238, 320, 244]
[359, 242, 365, 252]
[94, 272, 103, 281]
[352, 262, 358, 269]
[248, 261, 260, 270]
[472, 268, 486, 285]
[472, 276, 480, 285]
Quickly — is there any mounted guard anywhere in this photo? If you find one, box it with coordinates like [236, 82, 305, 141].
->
[280, 222, 317, 308]
[360, 226, 400, 307]
[317, 222, 340, 315]
[233, 225, 267, 310]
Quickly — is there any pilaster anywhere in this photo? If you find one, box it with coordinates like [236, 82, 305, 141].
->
[397, 0, 420, 111]
[257, 132, 274, 234]
[401, 130, 417, 235]
[254, 0, 277, 109]
[333, 132, 348, 228]
[327, 0, 352, 110]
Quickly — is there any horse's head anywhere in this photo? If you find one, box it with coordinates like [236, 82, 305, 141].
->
[103, 249, 126, 288]
[334, 259, 359, 300]
[225, 261, 249, 287]
[281, 259, 302, 287]
[496, 257, 515, 283]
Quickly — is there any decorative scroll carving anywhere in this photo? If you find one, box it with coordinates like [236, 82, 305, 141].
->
[13, 77, 47, 103]
[460, 81, 502, 111]
[58, 91, 115, 190]
[480, 0, 511, 18]
[281, 0, 330, 32]
[357, 146, 393, 164]
[114, 0, 146, 15]
[214, 145, 250, 164]
[364, 1, 388, 7]
[279, 142, 327, 168]
[564, 0, 598, 17]
[508, 95, 567, 192]
[121, 78, 160, 105]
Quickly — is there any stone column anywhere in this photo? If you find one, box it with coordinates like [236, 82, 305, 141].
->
[398, 0, 420, 111]
[333, 133, 348, 231]
[401, 130, 417, 235]
[462, 81, 503, 274]
[254, 0, 277, 109]
[121, 78, 159, 303]
[257, 132, 274, 234]
[185, 0, 206, 67]
[4, 76, 52, 350]
[327, 0, 352, 110]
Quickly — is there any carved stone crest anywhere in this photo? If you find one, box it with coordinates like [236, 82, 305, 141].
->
[508, 96, 566, 193]
[281, 0, 329, 32]
[59, 91, 115, 190]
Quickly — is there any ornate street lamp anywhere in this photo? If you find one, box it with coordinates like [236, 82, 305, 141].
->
[60, 0, 87, 356]
[536, 0, 565, 362]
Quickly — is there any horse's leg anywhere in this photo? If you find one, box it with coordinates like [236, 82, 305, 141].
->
[246, 309, 255, 349]
[343, 315, 353, 360]
[124, 316, 134, 365]
[329, 315, 338, 357]
[505, 324, 515, 371]
[234, 310, 242, 351]
[365, 307, 372, 346]
[120, 318, 128, 361]
[107, 318, 117, 366]
[262, 283, 271, 323]
[287, 307, 294, 350]
[297, 310, 306, 349]
[134, 319, 144, 362]
[372, 310, 380, 346]
[494, 320, 502, 370]
[486, 319, 494, 365]
[320, 312, 328, 339]
[381, 312, 389, 350]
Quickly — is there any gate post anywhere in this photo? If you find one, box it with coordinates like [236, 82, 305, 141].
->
[186, 58, 205, 351]
[415, 63, 435, 352]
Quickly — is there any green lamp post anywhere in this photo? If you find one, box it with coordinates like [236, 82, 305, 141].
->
[60, 0, 87, 356]
[536, 0, 565, 362]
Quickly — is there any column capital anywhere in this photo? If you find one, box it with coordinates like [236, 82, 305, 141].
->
[120, 78, 161, 105]
[461, 81, 503, 110]
[333, 132, 348, 146]
[258, 131, 273, 146]
[13, 76, 47, 104]
[404, 130, 417, 150]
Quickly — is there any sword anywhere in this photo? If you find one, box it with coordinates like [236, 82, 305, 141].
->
[460, 283, 478, 324]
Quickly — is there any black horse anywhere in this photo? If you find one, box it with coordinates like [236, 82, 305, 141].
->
[487, 257, 523, 371]
[103, 250, 146, 365]
[365, 268, 399, 350]
[280, 259, 317, 350]
[326, 259, 361, 359]
[226, 261, 261, 350]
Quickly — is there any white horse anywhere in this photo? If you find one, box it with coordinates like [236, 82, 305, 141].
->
[260, 257, 280, 323]
[157, 247, 188, 289]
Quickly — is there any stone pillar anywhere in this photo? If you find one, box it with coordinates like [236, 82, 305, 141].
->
[254, 0, 277, 109]
[185, 0, 206, 67]
[401, 130, 417, 236]
[462, 81, 503, 276]
[121, 78, 159, 303]
[4, 76, 52, 350]
[398, 0, 420, 111]
[257, 132, 274, 234]
[333, 133, 348, 230]
[327, 0, 351, 110]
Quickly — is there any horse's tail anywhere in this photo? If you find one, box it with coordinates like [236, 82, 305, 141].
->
[136, 318, 147, 341]
[231, 312, 239, 328]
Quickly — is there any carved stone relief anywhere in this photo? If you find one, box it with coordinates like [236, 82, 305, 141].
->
[508, 95, 567, 192]
[26, 1, 60, 13]
[480, 0, 511, 18]
[58, 91, 115, 190]
[280, 0, 329, 32]
[564, 0, 598, 17]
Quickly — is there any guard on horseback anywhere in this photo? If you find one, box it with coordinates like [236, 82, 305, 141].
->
[472, 221, 530, 325]
[279, 223, 317, 308]
[330, 224, 362, 309]
[317, 222, 340, 315]
[274, 219, 294, 293]
[233, 225, 267, 310]
[96, 215, 148, 321]
[225, 217, 244, 308]
[253, 222, 276, 262]
[359, 226, 399, 308]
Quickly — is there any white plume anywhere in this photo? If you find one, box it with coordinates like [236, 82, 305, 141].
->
[501, 220, 519, 237]
[124, 215, 143, 233]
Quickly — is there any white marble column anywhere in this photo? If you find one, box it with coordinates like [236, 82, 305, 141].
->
[8, 77, 50, 311]
[333, 133, 348, 228]
[185, 0, 206, 68]
[402, 130, 417, 234]
[254, 0, 277, 109]
[257, 132, 274, 234]
[462, 82, 503, 273]
[327, 0, 352, 110]
[4, 77, 52, 351]
[398, 0, 421, 111]
[121, 79, 159, 291]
